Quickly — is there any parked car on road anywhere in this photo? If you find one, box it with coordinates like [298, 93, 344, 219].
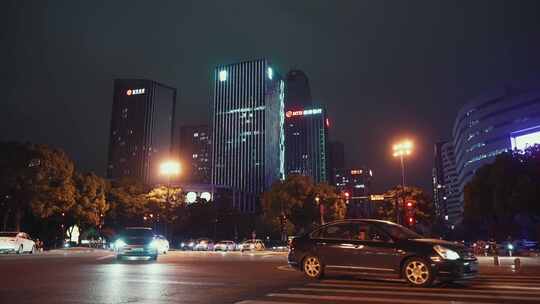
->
[114, 227, 159, 260]
[240, 239, 265, 252]
[288, 219, 478, 287]
[0, 232, 36, 254]
[194, 238, 214, 251]
[180, 239, 196, 251]
[214, 240, 236, 251]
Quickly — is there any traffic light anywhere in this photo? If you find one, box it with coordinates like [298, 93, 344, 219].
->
[344, 192, 350, 199]
[406, 202, 413, 208]
[408, 216, 414, 225]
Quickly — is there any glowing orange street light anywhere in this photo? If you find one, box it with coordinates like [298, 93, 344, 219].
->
[160, 160, 181, 177]
[392, 139, 414, 224]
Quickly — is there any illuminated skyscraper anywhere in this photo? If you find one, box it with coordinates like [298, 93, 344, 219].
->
[178, 125, 211, 184]
[211, 59, 285, 212]
[284, 107, 329, 183]
[107, 79, 176, 185]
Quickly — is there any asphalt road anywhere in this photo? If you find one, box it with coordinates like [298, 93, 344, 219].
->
[2, 250, 540, 304]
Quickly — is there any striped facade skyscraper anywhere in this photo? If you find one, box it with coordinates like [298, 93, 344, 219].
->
[211, 59, 285, 212]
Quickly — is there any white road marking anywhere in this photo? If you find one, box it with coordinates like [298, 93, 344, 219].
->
[308, 283, 540, 295]
[268, 293, 493, 304]
[287, 287, 540, 301]
[123, 279, 225, 286]
[236, 301, 308, 304]
[96, 254, 116, 260]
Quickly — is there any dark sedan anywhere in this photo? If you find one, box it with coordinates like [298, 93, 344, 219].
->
[115, 227, 159, 260]
[288, 219, 478, 287]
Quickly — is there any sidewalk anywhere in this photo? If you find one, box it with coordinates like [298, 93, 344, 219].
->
[477, 255, 540, 274]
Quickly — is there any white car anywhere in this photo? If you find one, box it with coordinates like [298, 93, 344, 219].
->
[214, 240, 236, 251]
[240, 239, 265, 252]
[0, 232, 36, 254]
[155, 235, 170, 254]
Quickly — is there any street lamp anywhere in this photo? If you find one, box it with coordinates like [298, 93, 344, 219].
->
[159, 160, 181, 233]
[392, 140, 413, 224]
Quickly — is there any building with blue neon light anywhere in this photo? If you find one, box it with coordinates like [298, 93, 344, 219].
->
[436, 83, 540, 225]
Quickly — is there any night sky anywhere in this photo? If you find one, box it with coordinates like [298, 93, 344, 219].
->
[3, 0, 540, 193]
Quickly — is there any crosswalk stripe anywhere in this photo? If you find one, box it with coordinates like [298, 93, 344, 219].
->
[235, 301, 308, 304]
[321, 278, 540, 288]
[267, 293, 494, 304]
[307, 283, 540, 295]
[287, 287, 540, 302]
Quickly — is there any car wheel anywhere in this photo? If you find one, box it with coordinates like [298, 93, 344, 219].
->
[402, 257, 433, 287]
[17, 245, 23, 254]
[303, 255, 324, 279]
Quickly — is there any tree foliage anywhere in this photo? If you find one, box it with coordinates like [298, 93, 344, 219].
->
[464, 145, 540, 238]
[0, 142, 77, 231]
[379, 186, 434, 229]
[261, 174, 347, 236]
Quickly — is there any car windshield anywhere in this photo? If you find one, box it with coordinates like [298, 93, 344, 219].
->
[0, 232, 18, 237]
[383, 223, 422, 240]
[122, 229, 154, 238]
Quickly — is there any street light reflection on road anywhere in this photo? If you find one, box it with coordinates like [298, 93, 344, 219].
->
[99, 262, 166, 302]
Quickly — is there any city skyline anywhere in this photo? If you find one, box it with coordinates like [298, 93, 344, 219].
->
[3, 1, 540, 193]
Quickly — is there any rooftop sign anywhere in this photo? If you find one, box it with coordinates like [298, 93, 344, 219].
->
[126, 88, 145, 96]
[285, 108, 322, 118]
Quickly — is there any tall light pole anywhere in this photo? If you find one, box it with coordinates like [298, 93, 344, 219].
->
[159, 160, 181, 233]
[392, 140, 413, 224]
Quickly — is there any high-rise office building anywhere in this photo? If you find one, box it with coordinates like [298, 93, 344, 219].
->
[285, 70, 312, 109]
[107, 79, 176, 185]
[442, 82, 540, 224]
[178, 125, 211, 184]
[328, 141, 345, 185]
[334, 168, 373, 218]
[211, 59, 285, 212]
[284, 107, 329, 183]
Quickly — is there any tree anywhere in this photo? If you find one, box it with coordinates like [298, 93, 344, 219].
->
[106, 177, 148, 229]
[464, 145, 540, 239]
[261, 174, 346, 236]
[381, 186, 434, 230]
[73, 172, 109, 229]
[0, 142, 77, 231]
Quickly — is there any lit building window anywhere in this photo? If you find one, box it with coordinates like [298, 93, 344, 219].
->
[219, 70, 227, 82]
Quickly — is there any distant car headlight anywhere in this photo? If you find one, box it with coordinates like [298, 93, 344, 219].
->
[181, 242, 185, 247]
[434, 245, 460, 260]
[189, 242, 195, 247]
[508, 244, 514, 250]
[115, 239, 127, 248]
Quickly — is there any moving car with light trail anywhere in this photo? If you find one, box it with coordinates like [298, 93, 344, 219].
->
[0, 232, 36, 254]
[114, 227, 159, 260]
[288, 219, 478, 287]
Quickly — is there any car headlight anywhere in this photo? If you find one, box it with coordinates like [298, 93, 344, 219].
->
[115, 239, 127, 248]
[433, 245, 460, 260]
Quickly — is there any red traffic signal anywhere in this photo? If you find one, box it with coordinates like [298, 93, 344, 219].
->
[344, 192, 350, 198]
[408, 217, 414, 224]
[406, 202, 413, 208]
